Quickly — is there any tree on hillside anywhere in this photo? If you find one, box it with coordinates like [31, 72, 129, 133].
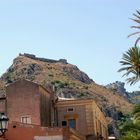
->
[128, 10, 140, 46]
[118, 46, 140, 85]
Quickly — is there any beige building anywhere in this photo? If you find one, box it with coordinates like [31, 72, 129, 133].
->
[56, 99, 108, 140]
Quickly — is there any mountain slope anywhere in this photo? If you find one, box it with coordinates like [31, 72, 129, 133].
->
[0, 53, 133, 137]
[0, 53, 133, 111]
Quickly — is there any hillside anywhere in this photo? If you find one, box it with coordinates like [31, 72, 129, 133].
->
[0, 53, 133, 136]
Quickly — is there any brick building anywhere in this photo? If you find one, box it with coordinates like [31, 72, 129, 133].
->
[6, 79, 52, 126]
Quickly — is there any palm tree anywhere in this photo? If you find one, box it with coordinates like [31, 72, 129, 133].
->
[119, 10, 140, 140]
[128, 10, 140, 46]
[118, 46, 140, 85]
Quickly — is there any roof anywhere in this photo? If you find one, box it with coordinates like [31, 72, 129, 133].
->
[58, 98, 94, 102]
[56, 98, 100, 107]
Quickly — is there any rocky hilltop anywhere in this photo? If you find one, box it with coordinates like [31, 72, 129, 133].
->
[106, 81, 140, 104]
[0, 53, 133, 137]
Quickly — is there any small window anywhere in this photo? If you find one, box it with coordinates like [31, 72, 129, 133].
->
[62, 121, 67, 126]
[67, 108, 74, 112]
[21, 116, 31, 124]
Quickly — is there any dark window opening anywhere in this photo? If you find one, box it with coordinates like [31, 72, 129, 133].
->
[62, 121, 67, 126]
[67, 108, 74, 112]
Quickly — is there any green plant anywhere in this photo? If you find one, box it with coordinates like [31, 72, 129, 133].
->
[118, 46, 140, 85]
[51, 80, 69, 88]
[119, 105, 140, 140]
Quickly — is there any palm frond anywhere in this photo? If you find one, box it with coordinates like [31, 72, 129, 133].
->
[126, 76, 139, 85]
[128, 32, 140, 38]
[131, 18, 140, 24]
[119, 46, 140, 85]
[131, 26, 140, 29]
[129, 10, 140, 45]
[133, 13, 140, 19]
[118, 67, 134, 72]
[135, 37, 140, 46]
[136, 10, 140, 16]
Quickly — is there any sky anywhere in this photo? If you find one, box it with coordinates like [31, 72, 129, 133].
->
[0, 0, 140, 92]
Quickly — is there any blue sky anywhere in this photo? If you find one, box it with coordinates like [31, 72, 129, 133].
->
[0, 0, 140, 91]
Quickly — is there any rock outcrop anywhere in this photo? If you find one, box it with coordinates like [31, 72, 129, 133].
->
[106, 81, 140, 104]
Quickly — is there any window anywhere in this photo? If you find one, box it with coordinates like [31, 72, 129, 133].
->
[68, 119, 76, 129]
[67, 108, 74, 112]
[21, 116, 31, 124]
[62, 121, 67, 126]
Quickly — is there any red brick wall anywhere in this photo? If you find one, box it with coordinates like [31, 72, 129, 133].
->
[5, 122, 85, 140]
[5, 122, 63, 140]
[6, 80, 41, 125]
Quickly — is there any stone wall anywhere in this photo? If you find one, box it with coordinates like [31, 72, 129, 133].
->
[5, 122, 63, 140]
[19, 53, 68, 64]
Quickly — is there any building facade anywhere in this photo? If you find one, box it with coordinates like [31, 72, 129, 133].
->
[6, 79, 52, 126]
[56, 99, 108, 140]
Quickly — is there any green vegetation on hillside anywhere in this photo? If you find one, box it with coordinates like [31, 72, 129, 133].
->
[119, 105, 140, 140]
